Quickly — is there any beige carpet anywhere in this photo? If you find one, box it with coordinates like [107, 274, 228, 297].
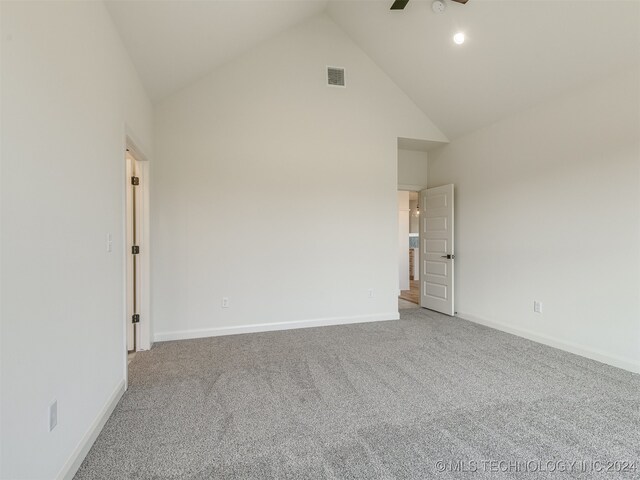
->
[75, 308, 640, 479]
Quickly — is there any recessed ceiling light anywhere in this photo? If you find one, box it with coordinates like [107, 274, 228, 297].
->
[453, 32, 465, 45]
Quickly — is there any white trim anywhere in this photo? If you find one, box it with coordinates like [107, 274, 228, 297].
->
[397, 184, 425, 192]
[458, 312, 640, 374]
[121, 130, 131, 387]
[137, 159, 152, 351]
[124, 129, 150, 163]
[154, 313, 400, 343]
[56, 380, 125, 480]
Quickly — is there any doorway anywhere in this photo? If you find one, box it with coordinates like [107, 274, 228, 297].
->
[398, 190, 420, 309]
[125, 150, 141, 356]
[124, 134, 151, 365]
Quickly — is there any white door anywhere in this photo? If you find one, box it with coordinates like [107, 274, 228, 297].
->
[420, 184, 455, 315]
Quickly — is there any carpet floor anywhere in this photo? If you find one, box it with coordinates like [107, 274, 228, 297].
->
[75, 309, 640, 479]
[398, 298, 420, 310]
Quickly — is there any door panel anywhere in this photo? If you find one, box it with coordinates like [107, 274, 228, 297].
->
[420, 184, 455, 315]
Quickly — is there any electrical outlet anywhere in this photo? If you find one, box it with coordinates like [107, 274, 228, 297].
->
[49, 400, 58, 431]
[533, 301, 542, 313]
[222, 297, 229, 308]
[106, 233, 113, 253]
[368, 289, 374, 298]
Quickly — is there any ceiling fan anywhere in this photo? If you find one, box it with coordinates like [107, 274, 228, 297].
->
[390, 0, 468, 10]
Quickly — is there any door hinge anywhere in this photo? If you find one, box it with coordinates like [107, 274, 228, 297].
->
[132, 245, 140, 255]
[131, 176, 140, 186]
[132, 314, 140, 324]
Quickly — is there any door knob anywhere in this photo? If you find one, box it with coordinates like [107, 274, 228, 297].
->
[441, 254, 455, 259]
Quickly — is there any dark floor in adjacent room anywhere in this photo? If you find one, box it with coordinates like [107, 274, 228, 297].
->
[75, 309, 640, 479]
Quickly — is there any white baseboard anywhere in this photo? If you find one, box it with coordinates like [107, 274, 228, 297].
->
[154, 312, 400, 343]
[457, 312, 640, 374]
[57, 379, 126, 480]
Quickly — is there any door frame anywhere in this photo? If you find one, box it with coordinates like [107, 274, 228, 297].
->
[122, 128, 151, 385]
[398, 191, 411, 295]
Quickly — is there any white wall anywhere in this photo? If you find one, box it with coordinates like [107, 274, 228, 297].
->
[409, 199, 419, 233]
[0, 2, 153, 478]
[397, 148, 428, 190]
[152, 13, 445, 340]
[398, 191, 410, 292]
[428, 67, 640, 372]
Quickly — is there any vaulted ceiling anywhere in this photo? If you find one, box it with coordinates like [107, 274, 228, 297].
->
[104, 0, 328, 101]
[106, 0, 640, 140]
[328, 0, 640, 139]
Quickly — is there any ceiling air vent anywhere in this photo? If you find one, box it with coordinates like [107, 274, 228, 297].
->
[327, 66, 345, 87]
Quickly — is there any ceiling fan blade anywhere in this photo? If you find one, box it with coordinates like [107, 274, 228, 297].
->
[450, 0, 469, 3]
[390, 0, 410, 10]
